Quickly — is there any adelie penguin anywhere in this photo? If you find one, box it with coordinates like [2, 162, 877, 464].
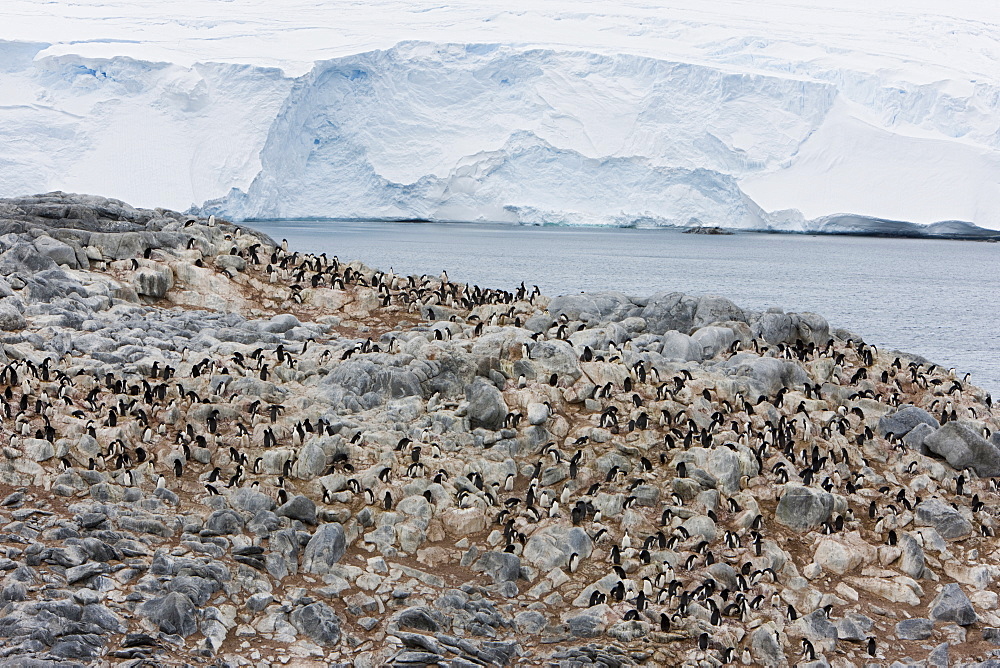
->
[567, 552, 580, 573]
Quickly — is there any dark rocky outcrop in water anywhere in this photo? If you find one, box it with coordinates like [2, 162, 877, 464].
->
[0, 192, 997, 667]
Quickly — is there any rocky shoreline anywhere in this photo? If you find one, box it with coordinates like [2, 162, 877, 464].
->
[0, 192, 998, 667]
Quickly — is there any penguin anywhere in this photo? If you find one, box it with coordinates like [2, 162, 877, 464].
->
[568, 552, 580, 573]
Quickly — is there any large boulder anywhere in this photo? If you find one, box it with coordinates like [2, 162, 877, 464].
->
[290, 601, 342, 646]
[775, 484, 834, 531]
[294, 442, 327, 480]
[896, 618, 933, 640]
[523, 526, 593, 571]
[750, 625, 785, 667]
[276, 495, 317, 525]
[323, 356, 423, 404]
[474, 551, 521, 584]
[0, 303, 25, 331]
[924, 422, 1000, 477]
[639, 292, 744, 335]
[719, 354, 809, 395]
[660, 331, 702, 361]
[548, 292, 629, 323]
[465, 377, 508, 430]
[133, 266, 174, 299]
[899, 532, 926, 579]
[33, 235, 78, 268]
[204, 509, 244, 535]
[524, 339, 581, 385]
[929, 583, 978, 626]
[691, 325, 738, 359]
[0, 242, 56, 275]
[751, 311, 829, 346]
[138, 592, 198, 637]
[814, 534, 875, 575]
[878, 405, 939, 438]
[915, 499, 973, 539]
[302, 523, 347, 574]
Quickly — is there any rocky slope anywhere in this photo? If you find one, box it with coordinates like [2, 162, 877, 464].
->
[0, 192, 998, 667]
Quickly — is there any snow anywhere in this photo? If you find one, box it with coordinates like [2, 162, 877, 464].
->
[1, 1, 999, 229]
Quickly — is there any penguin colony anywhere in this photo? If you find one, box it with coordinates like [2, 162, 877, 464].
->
[0, 194, 998, 667]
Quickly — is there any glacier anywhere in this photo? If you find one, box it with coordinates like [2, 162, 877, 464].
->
[1, 1, 999, 232]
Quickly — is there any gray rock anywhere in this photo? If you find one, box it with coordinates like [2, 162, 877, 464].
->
[691, 325, 737, 359]
[915, 499, 973, 539]
[0, 304, 25, 331]
[878, 405, 938, 438]
[796, 609, 838, 643]
[473, 551, 520, 584]
[522, 526, 593, 571]
[660, 330, 702, 361]
[929, 583, 978, 626]
[34, 235, 78, 267]
[904, 422, 936, 453]
[397, 606, 441, 632]
[899, 532, 925, 578]
[526, 402, 549, 426]
[834, 617, 866, 642]
[631, 484, 660, 507]
[607, 620, 648, 642]
[984, 627, 1000, 645]
[895, 617, 933, 640]
[644, 293, 745, 334]
[515, 611, 547, 634]
[775, 484, 834, 530]
[465, 376, 508, 430]
[323, 357, 422, 405]
[302, 523, 347, 574]
[214, 254, 246, 272]
[719, 353, 809, 395]
[262, 313, 300, 333]
[705, 447, 743, 495]
[751, 626, 784, 666]
[290, 601, 342, 646]
[228, 487, 276, 514]
[133, 266, 174, 298]
[82, 603, 125, 633]
[167, 575, 220, 606]
[522, 339, 581, 384]
[0, 242, 56, 275]
[65, 563, 106, 584]
[924, 421, 1000, 477]
[566, 611, 604, 638]
[246, 592, 273, 613]
[295, 443, 327, 480]
[548, 292, 626, 323]
[276, 495, 317, 525]
[138, 592, 198, 637]
[752, 310, 829, 346]
[205, 509, 244, 534]
[927, 642, 949, 668]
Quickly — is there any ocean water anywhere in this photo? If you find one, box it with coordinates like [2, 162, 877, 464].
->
[248, 220, 1000, 395]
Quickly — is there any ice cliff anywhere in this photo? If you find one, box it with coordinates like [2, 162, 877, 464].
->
[2, 34, 999, 231]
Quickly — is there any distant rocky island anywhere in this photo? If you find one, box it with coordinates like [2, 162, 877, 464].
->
[683, 226, 733, 235]
[0, 192, 998, 667]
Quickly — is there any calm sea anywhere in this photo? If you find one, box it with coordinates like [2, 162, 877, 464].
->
[248, 220, 1000, 395]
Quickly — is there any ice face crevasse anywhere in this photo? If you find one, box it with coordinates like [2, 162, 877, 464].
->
[204, 43, 836, 227]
